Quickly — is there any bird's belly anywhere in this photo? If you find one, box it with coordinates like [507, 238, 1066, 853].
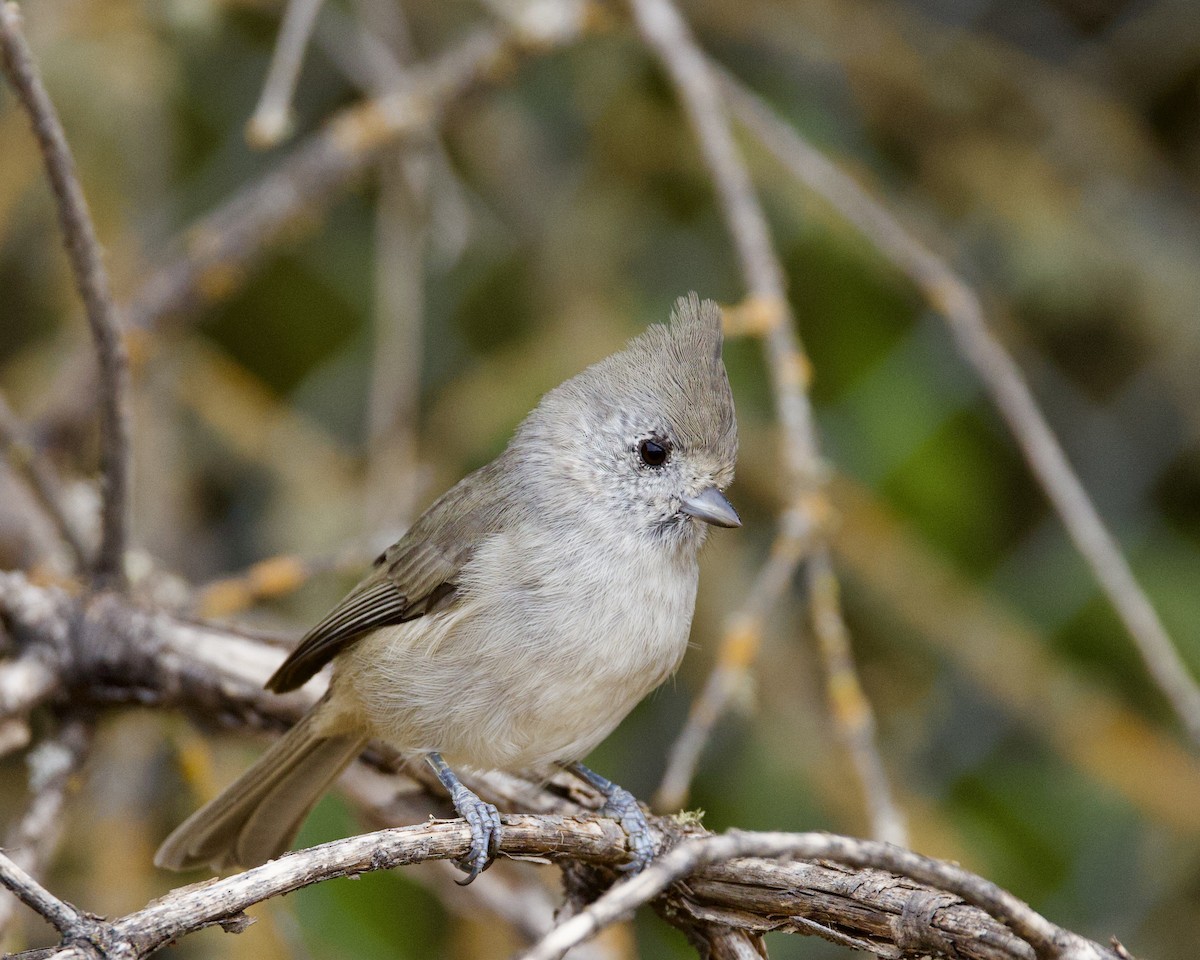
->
[335, 543, 697, 770]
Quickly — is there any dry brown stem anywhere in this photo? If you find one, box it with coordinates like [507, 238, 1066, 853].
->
[0, 2, 131, 590]
[246, 0, 328, 148]
[123, 0, 592, 337]
[716, 66, 1200, 749]
[0, 393, 89, 569]
[628, 0, 905, 845]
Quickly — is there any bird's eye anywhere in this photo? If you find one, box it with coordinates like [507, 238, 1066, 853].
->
[638, 438, 669, 467]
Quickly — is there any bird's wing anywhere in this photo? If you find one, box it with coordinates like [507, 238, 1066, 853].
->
[265, 459, 510, 693]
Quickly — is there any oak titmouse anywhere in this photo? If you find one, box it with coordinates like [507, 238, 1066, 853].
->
[156, 293, 739, 880]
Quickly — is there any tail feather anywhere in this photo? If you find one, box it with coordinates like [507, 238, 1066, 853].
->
[155, 708, 368, 872]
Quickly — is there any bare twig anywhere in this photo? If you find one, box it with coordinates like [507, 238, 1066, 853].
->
[193, 552, 344, 619]
[656, 501, 818, 811]
[361, 0, 432, 531]
[717, 69, 1200, 748]
[519, 831, 1119, 960]
[124, 0, 592, 335]
[0, 852, 82, 938]
[317, 0, 473, 263]
[0, 721, 92, 941]
[246, 0, 327, 148]
[191, 527, 401, 618]
[363, 160, 428, 527]
[628, 0, 905, 844]
[831, 472, 1200, 833]
[0, 393, 90, 568]
[0, 1, 131, 590]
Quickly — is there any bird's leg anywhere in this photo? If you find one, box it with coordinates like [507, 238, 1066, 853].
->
[562, 762, 655, 872]
[426, 753, 502, 884]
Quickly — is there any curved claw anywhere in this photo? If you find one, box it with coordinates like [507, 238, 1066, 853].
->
[452, 794, 503, 885]
[426, 752, 503, 885]
[601, 788, 655, 873]
[562, 762, 656, 872]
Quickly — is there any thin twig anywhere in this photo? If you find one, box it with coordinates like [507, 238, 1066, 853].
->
[124, 0, 592, 335]
[628, 0, 905, 844]
[0, 2, 131, 591]
[717, 68, 1200, 748]
[191, 527, 401, 618]
[0, 392, 89, 569]
[363, 161, 428, 527]
[655, 501, 818, 811]
[0, 721, 92, 941]
[0, 853, 81, 938]
[518, 831, 1117, 960]
[317, 0, 473, 263]
[830, 472, 1200, 833]
[246, 0, 327, 148]
[361, 0, 431, 531]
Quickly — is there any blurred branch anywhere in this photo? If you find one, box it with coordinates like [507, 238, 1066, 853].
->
[627, 0, 905, 845]
[655, 500, 818, 811]
[124, 0, 593, 335]
[0, 721, 92, 944]
[318, 0, 474, 265]
[193, 548, 367, 619]
[246, 0, 327, 148]
[717, 68, 1200, 749]
[0, 2, 131, 591]
[0, 393, 90, 569]
[0, 654, 58, 724]
[361, 0, 432, 531]
[831, 473, 1200, 834]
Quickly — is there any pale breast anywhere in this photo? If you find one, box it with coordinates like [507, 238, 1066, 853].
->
[334, 521, 699, 770]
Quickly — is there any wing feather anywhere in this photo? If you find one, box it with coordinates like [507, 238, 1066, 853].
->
[264, 457, 509, 693]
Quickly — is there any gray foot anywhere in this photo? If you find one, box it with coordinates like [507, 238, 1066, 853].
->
[427, 753, 502, 884]
[565, 762, 655, 872]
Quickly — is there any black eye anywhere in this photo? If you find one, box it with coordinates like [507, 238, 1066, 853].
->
[638, 438, 669, 467]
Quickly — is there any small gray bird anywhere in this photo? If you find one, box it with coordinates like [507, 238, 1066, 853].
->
[156, 293, 739, 880]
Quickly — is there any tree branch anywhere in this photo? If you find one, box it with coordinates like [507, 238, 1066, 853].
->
[715, 67, 1200, 749]
[122, 0, 592, 336]
[520, 832, 1119, 960]
[0, 721, 92, 942]
[0, 852, 83, 939]
[0, 570, 1132, 960]
[0, 1, 131, 590]
[246, 0, 328, 148]
[6, 813, 1121, 960]
[0, 392, 90, 569]
[627, 0, 905, 845]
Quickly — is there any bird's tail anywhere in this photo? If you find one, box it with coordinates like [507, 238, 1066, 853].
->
[155, 705, 368, 872]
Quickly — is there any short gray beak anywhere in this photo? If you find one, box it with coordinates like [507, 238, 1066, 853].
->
[679, 487, 741, 528]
